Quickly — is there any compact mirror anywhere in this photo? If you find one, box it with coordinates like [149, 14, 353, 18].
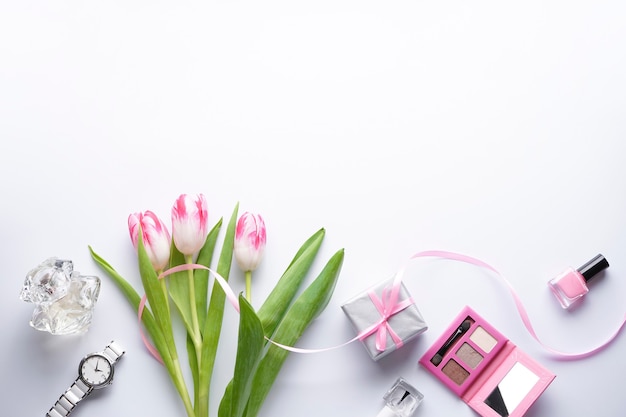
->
[484, 362, 540, 416]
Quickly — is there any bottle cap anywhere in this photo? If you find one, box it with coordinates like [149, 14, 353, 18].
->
[376, 377, 423, 417]
[577, 254, 609, 283]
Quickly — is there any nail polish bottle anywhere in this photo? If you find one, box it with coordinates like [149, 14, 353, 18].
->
[548, 254, 609, 309]
[376, 377, 424, 417]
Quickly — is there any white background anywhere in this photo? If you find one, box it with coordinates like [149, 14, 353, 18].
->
[1, 1, 626, 416]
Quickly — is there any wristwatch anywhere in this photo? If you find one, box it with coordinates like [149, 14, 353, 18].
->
[46, 340, 125, 417]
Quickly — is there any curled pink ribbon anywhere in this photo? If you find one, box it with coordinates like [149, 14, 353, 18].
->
[406, 250, 626, 359]
[137, 264, 362, 363]
[137, 264, 241, 364]
[137, 250, 626, 363]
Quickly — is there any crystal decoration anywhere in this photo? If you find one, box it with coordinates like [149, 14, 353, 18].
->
[20, 258, 74, 305]
[20, 258, 101, 335]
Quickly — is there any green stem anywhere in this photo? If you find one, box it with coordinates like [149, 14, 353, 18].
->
[245, 270, 252, 301]
[157, 269, 171, 315]
[171, 358, 196, 417]
[197, 385, 208, 417]
[161, 272, 193, 417]
[185, 255, 203, 370]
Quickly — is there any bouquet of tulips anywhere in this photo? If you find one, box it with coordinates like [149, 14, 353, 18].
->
[88, 194, 344, 417]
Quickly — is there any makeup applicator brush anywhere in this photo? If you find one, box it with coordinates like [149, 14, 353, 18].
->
[430, 319, 471, 366]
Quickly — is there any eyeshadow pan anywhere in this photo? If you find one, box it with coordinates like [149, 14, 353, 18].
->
[470, 326, 497, 353]
[442, 359, 469, 385]
[457, 342, 483, 369]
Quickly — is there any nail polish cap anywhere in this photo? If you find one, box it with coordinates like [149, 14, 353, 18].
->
[376, 377, 424, 417]
[577, 254, 609, 283]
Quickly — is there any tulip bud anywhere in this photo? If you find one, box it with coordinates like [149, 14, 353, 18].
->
[234, 212, 267, 272]
[171, 193, 209, 256]
[128, 211, 172, 271]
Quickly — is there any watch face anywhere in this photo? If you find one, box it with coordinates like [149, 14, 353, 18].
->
[79, 354, 113, 388]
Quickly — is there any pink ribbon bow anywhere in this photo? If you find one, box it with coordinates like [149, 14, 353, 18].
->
[358, 273, 415, 352]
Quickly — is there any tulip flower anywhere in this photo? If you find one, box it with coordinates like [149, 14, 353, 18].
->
[234, 212, 267, 300]
[171, 193, 209, 359]
[128, 211, 171, 271]
[171, 193, 209, 256]
[128, 210, 172, 316]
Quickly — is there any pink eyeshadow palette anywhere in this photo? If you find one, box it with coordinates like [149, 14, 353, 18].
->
[419, 306, 555, 417]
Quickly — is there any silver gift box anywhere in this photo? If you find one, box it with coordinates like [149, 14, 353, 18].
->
[341, 276, 428, 361]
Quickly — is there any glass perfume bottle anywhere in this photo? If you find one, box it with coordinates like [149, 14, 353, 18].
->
[376, 377, 424, 417]
[548, 254, 609, 309]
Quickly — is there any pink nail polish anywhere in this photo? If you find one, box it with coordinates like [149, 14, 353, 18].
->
[548, 254, 609, 309]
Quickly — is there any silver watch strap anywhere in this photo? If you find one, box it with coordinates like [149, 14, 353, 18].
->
[46, 378, 91, 417]
[45, 341, 125, 417]
[102, 340, 125, 364]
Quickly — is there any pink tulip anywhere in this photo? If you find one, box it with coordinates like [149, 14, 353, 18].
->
[234, 212, 267, 272]
[128, 211, 171, 271]
[171, 193, 209, 256]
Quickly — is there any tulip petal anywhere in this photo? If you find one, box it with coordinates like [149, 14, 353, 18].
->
[172, 194, 209, 256]
[128, 211, 171, 271]
[234, 212, 267, 272]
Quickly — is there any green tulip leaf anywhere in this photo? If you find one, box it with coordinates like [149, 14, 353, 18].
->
[218, 228, 326, 417]
[195, 219, 223, 329]
[244, 249, 344, 417]
[89, 246, 195, 417]
[229, 295, 265, 417]
[217, 380, 234, 417]
[256, 228, 325, 337]
[196, 203, 239, 417]
[135, 229, 179, 361]
[167, 244, 197, 339]
[88, 246, 172, 367]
